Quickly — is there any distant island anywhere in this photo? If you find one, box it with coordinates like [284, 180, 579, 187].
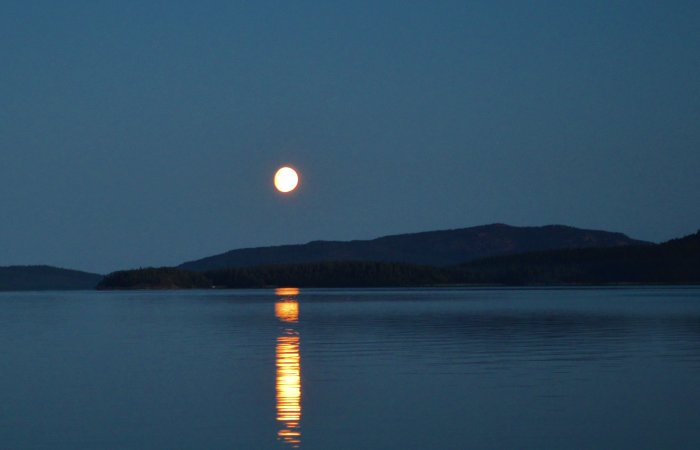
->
[3, 224, 698, 291]
[0, 266, 102, 291]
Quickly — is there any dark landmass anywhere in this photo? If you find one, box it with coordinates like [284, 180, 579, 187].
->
[98, 262, 447, 290]
[0, 265, 102, 291]
[180, 223, 648, 271]
[455, 229, 700, 285]
[97, 230, 700, 289]
[205, 261, 449, 288]
[7, 225, 695, 291]
[96, 267, 211, 290]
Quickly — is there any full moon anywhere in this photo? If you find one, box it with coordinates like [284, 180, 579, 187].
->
[274, 166, 299, 193]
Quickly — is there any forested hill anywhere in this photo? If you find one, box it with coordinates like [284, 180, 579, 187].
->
[457, 230, 700, 284]
[98, 230, 699, 289]
[180, 223, 647, 271]
[0, 266, 102, 291]
[97, 262, 447, 290]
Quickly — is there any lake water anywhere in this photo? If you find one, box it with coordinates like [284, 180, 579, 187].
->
[1, 287, 700, 449]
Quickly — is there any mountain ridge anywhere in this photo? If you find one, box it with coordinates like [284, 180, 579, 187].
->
[179, 223, 649, 272]
[100, 230, 699, 289]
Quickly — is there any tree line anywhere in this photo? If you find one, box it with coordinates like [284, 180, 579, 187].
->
[97, 261, 450, 289]
[96, 230, 700, 289]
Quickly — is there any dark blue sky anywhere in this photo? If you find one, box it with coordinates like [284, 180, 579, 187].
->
[2, 1, 699, 273]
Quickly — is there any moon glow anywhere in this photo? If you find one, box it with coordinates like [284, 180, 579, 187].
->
[274, 167, 299, 193]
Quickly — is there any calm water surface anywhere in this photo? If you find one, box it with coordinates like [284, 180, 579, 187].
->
[2, 287, 700, 449]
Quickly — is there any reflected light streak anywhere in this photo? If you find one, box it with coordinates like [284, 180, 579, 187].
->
[276, 300, 299, 323]
[275, 293, 301, 447]
[276, 334, 301, 447]
[275, 287, 300, 297]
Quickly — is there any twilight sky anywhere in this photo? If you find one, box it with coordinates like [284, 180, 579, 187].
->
[1, 1, 699, 273]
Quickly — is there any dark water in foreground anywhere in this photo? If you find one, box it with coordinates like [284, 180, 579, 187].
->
[2, 288, 700, 449]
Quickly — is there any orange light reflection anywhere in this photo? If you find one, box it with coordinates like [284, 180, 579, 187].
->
[275, 296, 301, 448]
[275, 287, 300, 297]
[275, 301, 299, 323]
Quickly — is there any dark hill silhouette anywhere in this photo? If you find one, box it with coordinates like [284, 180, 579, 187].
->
[99, 230, 698, 289]
[0, 265, 102, 291]
[456, 230, 700, 284]
[179, 224, 648, 271]
[662, 230, 700, 252]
